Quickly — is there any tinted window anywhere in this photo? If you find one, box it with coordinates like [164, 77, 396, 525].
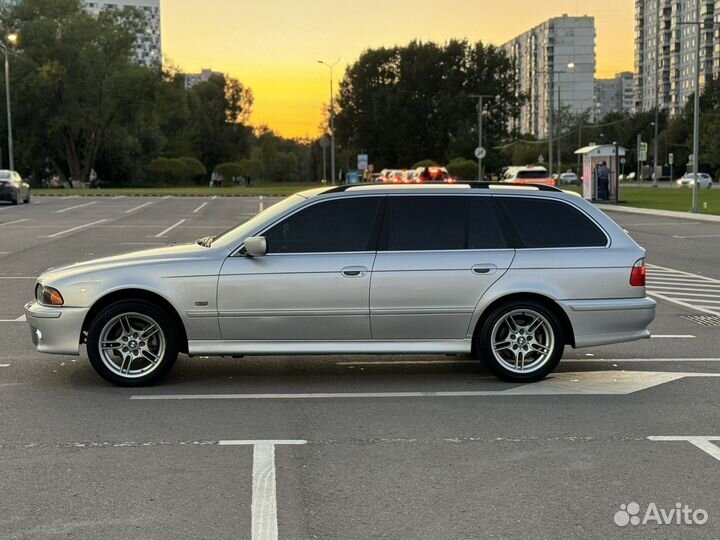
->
[499, 197, 607, 248]
[264, 197, 382, 253]
[516, 170, 550, 179]
[383, 196, 506, 251]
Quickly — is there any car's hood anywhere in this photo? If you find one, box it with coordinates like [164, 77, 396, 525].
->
[39, 242, 227, 283]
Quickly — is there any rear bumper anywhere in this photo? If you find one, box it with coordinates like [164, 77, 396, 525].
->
[561, 297, 656, 348]
[24, 301, 87, 355]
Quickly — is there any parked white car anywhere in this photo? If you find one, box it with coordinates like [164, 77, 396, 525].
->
[677, 173, 713, 189]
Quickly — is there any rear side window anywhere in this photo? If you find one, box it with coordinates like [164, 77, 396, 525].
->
[498, 197, 607, 248]
[382, 196, 506, 251]
[264, 197, 383, 253]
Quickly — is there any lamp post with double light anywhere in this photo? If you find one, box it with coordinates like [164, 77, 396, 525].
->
[318, 58, 343, 185]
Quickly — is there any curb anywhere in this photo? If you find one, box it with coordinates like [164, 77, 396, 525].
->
[596, 204, 720, 223]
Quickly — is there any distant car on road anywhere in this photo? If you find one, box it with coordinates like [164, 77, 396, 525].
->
[502, 166, 556, 187]
[676, 173, 712, 189]
[26, 183, 654, 386]
[558, 172, 579, 185]
[0, 170, 31, 205]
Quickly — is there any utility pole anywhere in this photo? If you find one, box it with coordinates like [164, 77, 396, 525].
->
[548, 72, 554, 177]
[653, 0, 660, 188]
[318, 58, 343, 185]
[691, 0, 701, 213]
[470, 94, 492, 180]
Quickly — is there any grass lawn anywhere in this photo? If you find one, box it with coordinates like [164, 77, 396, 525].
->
[617, 186, 720, 215]
[32, 183, 327, 197]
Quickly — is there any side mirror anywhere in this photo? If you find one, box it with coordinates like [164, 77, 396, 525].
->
[244, 236, 267, 257]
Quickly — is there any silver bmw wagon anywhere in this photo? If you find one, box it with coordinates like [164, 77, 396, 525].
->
[25, 183, 655, 386]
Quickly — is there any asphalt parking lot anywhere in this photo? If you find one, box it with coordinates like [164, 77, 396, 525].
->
[2, 195, 720, 539]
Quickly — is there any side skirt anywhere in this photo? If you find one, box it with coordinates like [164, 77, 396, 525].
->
[188, 340, 473, 356]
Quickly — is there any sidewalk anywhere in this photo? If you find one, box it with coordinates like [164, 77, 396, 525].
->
[595, 203, 720, 223]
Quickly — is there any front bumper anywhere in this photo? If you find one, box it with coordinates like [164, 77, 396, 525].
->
[561, 297, 656, 348]
[24, 301, 88, 355]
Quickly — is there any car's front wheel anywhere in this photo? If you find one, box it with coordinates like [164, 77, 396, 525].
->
[476, 300, 565, 382]
[87, 300, 179, 386]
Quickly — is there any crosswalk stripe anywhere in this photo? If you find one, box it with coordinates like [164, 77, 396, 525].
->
[647, 264, 720, 316]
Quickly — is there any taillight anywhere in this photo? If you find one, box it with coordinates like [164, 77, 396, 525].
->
[630, 258, 646, 287]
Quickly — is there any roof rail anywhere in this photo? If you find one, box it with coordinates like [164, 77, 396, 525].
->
[320, 181, 563, 193]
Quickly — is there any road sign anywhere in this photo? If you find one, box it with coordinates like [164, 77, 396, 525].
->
[474, 146, 487, 160]
[688, 154, 694, 164]
[639, 151, 647, 162]
[319, 136, 330, 149]
[357, 154, 369, 171]
[538, 154, 545, 164]
[620, 157, 626, 165]
[668, 153, 674, 165]
[640, 142, 648, 154]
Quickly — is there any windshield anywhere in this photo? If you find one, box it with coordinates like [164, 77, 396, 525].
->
[208, 194, 306, 249]
[0, 172, 11, 179]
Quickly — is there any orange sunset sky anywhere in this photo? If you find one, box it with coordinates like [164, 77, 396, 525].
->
[162, 0, 633, 139]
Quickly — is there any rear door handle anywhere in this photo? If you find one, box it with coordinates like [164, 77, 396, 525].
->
[472, 264, 497, 275]
[341, 266, 368, 277]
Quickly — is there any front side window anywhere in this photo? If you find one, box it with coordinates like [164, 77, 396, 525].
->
[498, 197, 607, 248]
[264, 197, 383, 253]
[382, 196, 506, 251]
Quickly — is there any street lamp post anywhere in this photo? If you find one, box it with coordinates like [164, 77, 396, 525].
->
[536, 62, 574, 177]
[653, 0, 661, 188]
[556, 62, 575, 174]
[318, 58, 342, 185]
[1, 32, 17, 171]
[470, 94, 492, 180]
[678, 1, 704, 212]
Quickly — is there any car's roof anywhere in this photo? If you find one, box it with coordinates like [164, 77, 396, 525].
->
[298, 182, 568, 199]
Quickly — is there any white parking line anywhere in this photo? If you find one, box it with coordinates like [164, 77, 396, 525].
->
[219, 440, 307, 540]
[125, 202, 153, 214]
[650, 335, 696, 338]
[46, 219, 108, 238]
[130, 371, 720, 399]
[648, 436, 720, 463]
[672, 234, 720, 239]
[0, 276, 37, 280]
[55, 201, 96, 214]
[0, 218, 29, 226]
[155, 219, 186, 238]
[193, 202, 208, 213]
[0, 364, 10, 368]
[0, 315, 26, 322]
[565, 357, 720, 362]
[162, 195, 172, 200]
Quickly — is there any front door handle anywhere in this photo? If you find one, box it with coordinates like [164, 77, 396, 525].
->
[341, 266, 368, 277]
[472, 264, 497, 275]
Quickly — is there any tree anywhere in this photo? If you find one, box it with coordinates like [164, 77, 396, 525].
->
[5, 0, 149, 182]
[446, 158, 478, 180]
[335, 39, 524, 171]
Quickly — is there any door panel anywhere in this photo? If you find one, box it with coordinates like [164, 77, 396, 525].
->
[370, 250, 515, 339]
[218, 253, 376, 340]
[369, 194, 514, 340]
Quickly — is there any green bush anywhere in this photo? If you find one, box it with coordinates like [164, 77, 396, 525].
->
[180, 157, 207, 181]
[446, 158, 478, 181]
[238, 158, 265, 180]
[214, 162, 246, 182]
[148, 156, 207, 185]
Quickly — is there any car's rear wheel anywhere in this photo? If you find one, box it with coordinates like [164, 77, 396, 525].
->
[476, 300, 564, 382]
[11, 191, 18, 205]
[23, 190, 30, 203]
[87, 300, 179, 386]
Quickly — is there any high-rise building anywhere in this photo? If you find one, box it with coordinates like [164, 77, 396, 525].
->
[1, 0, 161, 67]
[184, 68, 224, 90]
[594, 72, 634, 120]
[501, 15, 596, 138]
[84, 0, 161, 67]
[634, 0, 714, 116]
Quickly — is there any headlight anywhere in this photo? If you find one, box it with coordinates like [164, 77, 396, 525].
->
[35, 284, 64, 306]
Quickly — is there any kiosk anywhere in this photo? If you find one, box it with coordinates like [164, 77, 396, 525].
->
[574, 144, 626, 203]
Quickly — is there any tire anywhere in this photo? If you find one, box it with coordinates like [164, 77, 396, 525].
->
[86, 300, 179, 387]
[11, 191, 18, 205]
[23, 190, 30, 204]
[475, 300, 565, 383]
